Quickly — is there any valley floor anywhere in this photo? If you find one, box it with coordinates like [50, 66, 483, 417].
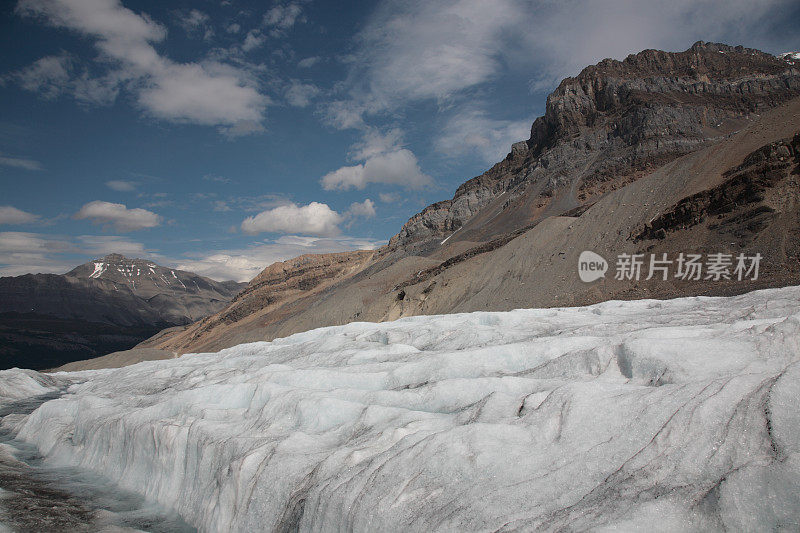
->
[2, 286, 800, 531]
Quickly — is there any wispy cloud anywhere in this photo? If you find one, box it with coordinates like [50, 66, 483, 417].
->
[0, 231, 154, 276]
[13, 53, 120, 105]
[16, 0, 269, 133]
[75, 234, 151, 257]
[435, 106, 532, 163]
[0, 231, 73, 275]
[208, 194, 289, 214]
[264, 2, 304, 33]
[0, 154, 44, 171]
[202, 174, 232, 184]
[0, 206, 40, 225]
[105, 180, 138, 192]
[241, 30, 266, 52]
[378, 192, 400, 204]
[297, 56, 321, 68]
[175, 8, 213, 41]
[285, 80, 320, 108]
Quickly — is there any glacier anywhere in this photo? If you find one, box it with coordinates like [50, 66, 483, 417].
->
[2, 286, 800, 531]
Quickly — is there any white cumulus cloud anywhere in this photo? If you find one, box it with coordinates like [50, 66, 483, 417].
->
[321, 149, 431, 191]
[241, 202, 344, 237]
[346, 199, 376, 219]
[74, 201, 161, 231]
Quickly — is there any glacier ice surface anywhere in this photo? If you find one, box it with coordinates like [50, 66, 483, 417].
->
[2, 286, 800, 531]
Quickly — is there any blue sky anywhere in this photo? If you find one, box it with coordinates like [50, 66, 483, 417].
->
[1, 0, 798, 281]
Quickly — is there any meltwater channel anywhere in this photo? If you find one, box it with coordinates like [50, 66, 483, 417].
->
[0, 391, 195, 532]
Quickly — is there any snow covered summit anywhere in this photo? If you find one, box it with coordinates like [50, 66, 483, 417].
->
[3, 286, 800, 531]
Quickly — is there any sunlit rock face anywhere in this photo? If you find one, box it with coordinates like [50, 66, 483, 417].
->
[389, 41, 800, 249]
[3, 286, 800, 531]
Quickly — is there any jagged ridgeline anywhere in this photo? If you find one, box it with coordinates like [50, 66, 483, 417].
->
[70, 42, 800, 369]
[0, 254, 246, 369]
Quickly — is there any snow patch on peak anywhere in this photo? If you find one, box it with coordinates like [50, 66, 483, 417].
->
[88, 262, 106, 279]
[778, 51, 800, 60]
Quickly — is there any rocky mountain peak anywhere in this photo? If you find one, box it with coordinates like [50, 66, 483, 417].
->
[527, 41, 794, 156]
[100, 253, 131, 262]
[389, 42, 800, 250]
[0, 254, 246, 369]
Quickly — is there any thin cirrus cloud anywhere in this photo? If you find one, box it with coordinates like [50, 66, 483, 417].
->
[75, 234, 150, 257]
[297, 56, 321, 68]
[105, 180, 138, 192]
[15, 0, 268, 134]
[0, 206, 40, 225]
[74, 200, 161, 231]
[0, 154, 44, 171]
[434, 107, 533, 163]
[345, 0, 523, 114]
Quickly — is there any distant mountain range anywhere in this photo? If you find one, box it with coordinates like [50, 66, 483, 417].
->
[62, 42, 800, 370]
[0, 254, 245, 369]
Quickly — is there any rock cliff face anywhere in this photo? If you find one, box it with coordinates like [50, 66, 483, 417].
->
[0, 254, 245, 369]
[389, 42, 800, 248]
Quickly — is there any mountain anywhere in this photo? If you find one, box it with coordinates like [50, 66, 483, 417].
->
[0, 254, 246, 370]
[65, 42, 800, 369]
